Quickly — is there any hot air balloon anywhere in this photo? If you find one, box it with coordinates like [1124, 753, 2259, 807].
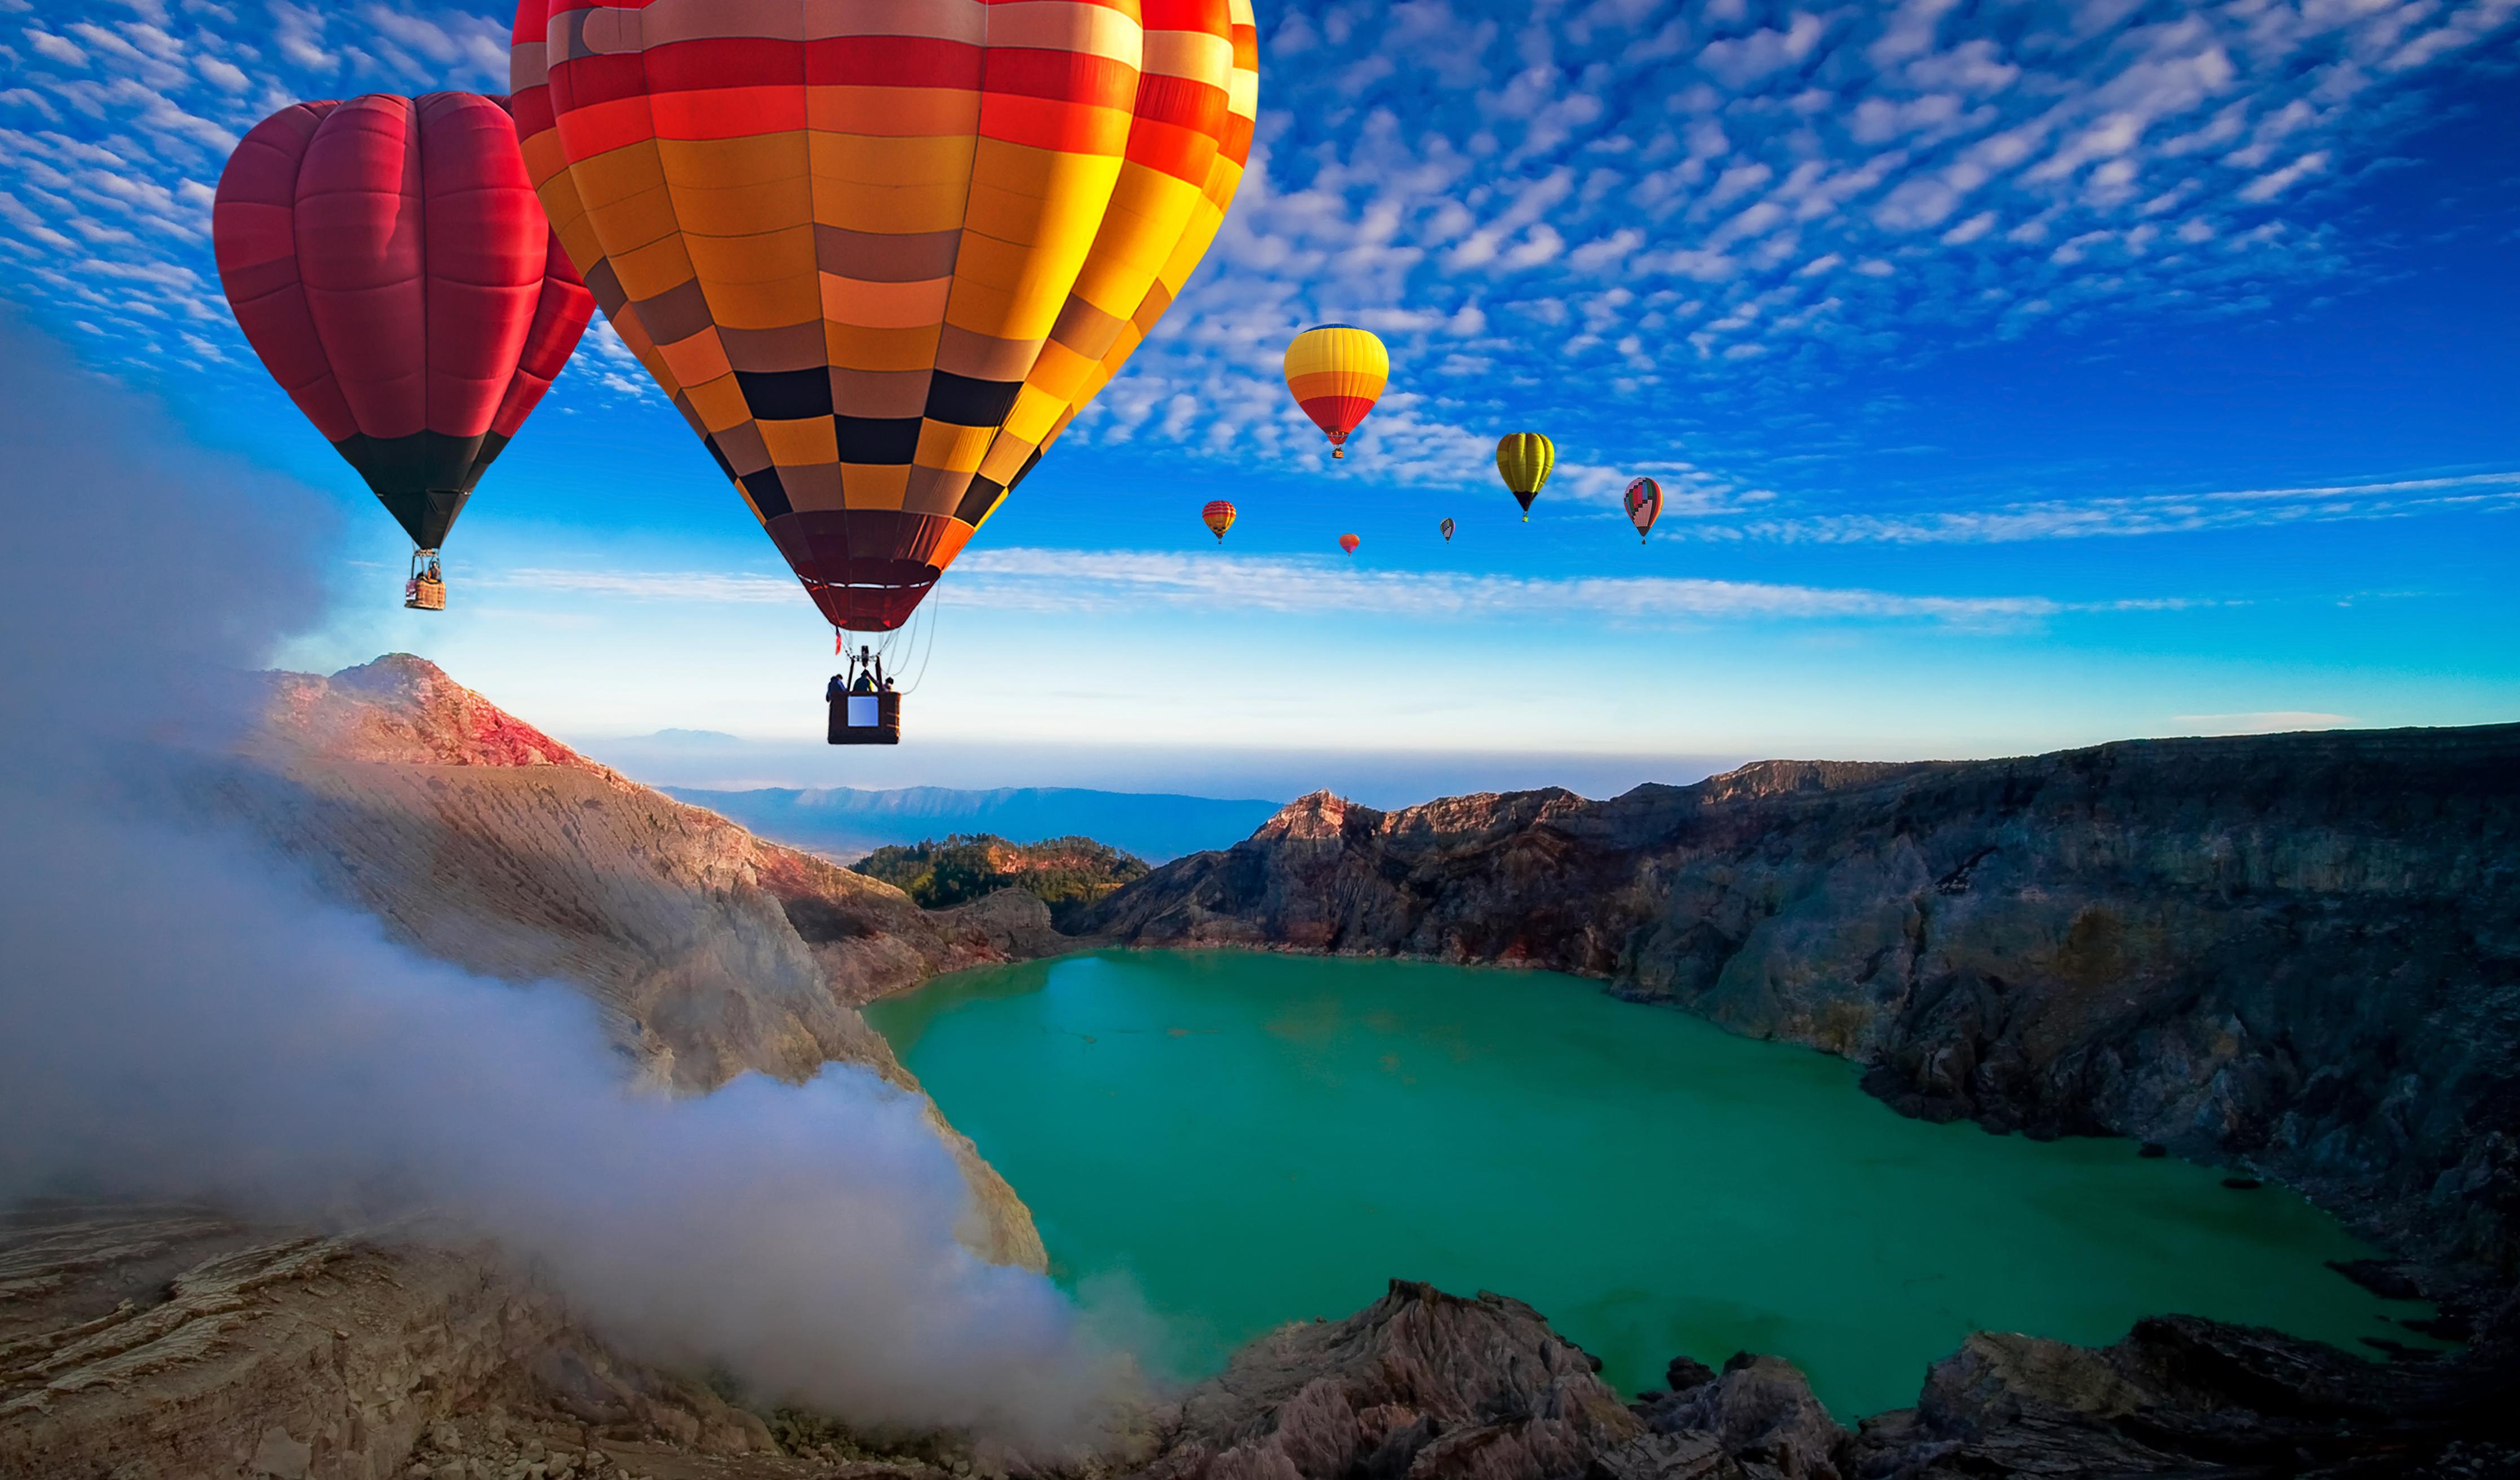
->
[214, 93, 594, 610]
[1338, 533, 1361, 555]
[1625, 478, 1663, 544]
[1496, 433, 1553, 521]
[1284, 326, 1387, 460]
[1202, 500, 1237, 542]
[510, 0, 1260, 742]
[1440, 517, 1455, 543]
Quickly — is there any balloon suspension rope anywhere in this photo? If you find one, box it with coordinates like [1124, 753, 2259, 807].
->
[899, 586, 943, 695]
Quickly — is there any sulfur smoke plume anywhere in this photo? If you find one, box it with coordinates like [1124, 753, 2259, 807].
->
[0, 319, 1135, 1445]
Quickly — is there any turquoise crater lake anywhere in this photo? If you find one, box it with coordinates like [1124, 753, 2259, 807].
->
[869, 949, 2435, 1417]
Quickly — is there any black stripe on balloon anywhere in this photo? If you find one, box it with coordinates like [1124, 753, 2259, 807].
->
[370, 489, 470, 550]
[924, 372, 1022, 428]
[741, 467, 793, 520]
[735, 368, 834, 421]
[952, 475, 1005, 527]
[465, 430, 514, 484]
[1006, 446, 1045, 492]
[337, 429, 487, 497]
[336, 430, 496, 546]
[835, 416, 922, 465]
[1514, 492, 1537, 511]
[701, 434, 737, 480]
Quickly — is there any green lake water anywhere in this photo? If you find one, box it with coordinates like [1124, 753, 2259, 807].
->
[868, 949, 2437, 1418]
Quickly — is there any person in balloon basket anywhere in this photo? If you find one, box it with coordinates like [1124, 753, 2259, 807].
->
[405, 557, 444, 606]
[830, 645, 891, 701]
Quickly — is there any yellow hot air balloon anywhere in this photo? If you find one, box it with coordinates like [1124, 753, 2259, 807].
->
[1284, 325, 1388, 459]
[509, 0, 1261, 634]
[1496, 433, 1554, 521]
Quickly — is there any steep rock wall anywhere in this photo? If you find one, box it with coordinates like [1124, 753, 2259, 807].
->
[198, 655, 1050, 1270]
[1079, 725, 2520, 1273]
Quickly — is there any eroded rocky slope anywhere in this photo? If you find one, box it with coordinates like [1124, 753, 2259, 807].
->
[1133, 1278, 2519, 1480]
[19, 673, 2516, 1480]
[203, 654, 1056, 1270]
[0, 1202, 970, 1480]
[1078, 726, 2520, 1276]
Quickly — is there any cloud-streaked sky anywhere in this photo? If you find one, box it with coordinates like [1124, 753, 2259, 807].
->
[2, 0, 2514, 793]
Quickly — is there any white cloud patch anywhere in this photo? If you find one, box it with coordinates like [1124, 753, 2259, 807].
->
[1718, 472, 2520, 544]
[0, 0, 2514, 562]
[490, 549, 2226, 634]
[2172, 711, 2356, 734]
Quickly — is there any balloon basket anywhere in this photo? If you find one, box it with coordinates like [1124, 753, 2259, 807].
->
[829, 690, 902, 746]
[403, 549, 446, 611]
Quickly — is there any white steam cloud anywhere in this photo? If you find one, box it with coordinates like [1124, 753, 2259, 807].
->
[0, 317, 1132, 1444]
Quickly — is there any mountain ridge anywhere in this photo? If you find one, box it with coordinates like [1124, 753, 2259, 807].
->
[1080, 720, 2520, 1278]
[229, 653, 1058, 1268]
[661, 784, 1283, 865]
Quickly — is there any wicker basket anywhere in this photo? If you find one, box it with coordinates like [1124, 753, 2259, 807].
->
[405, 579, 446, 611]
[827, 690, 902, 745]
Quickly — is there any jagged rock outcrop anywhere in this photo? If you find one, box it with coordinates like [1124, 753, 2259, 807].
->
[1845, 1298, 2520, 1478]
[1078, 726, 2520, 1275]
[1125, 1277, 2520, 1480]
[194, 654, 1050, 1270]
[1137, 1280, 1645, 1480]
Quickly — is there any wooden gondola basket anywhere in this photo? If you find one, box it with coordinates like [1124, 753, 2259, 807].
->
[828, 690, 902, 745]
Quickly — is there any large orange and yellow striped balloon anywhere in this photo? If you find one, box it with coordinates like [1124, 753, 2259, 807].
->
[1283, 325, 1387, 460]
[511, 0, 1259, 632]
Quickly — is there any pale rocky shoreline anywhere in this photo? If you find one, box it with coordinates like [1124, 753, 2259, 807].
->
[6, 656, 2514, 1479]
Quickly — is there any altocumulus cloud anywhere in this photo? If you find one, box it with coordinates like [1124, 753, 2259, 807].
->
[2, 0, 2515, 528]
[1066, 0, 2520, 492]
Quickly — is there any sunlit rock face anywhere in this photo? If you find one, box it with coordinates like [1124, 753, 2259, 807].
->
[225, 654, 1052, 1271]
[1080, 725, 2520, 1273]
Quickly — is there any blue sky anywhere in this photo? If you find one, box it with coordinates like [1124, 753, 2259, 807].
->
[2, 0, 2515, 797]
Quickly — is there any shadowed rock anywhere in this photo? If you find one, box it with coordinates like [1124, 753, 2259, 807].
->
[212, 655, 1055, 1270]
[1138, 1280, 1644, 1480]
[1078, 727, 2520, 1275]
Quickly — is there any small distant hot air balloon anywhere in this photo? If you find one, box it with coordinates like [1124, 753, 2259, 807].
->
[1202, 501, 1238, 543]
[1625, 478, 1663, 544]
[1496, 434, 1554, 521]
[1284, 326, 1388, 460]
[214, 92, 594, 610]
[1338, 533, 1361, 555]
[1440, 517, 1455, 543]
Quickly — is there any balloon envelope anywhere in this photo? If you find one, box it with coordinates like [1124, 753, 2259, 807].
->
[511, 0, 1261, 632]
[1284, 326, 1387, 458]
[1202, 499, 1237, 541]
[1495, 433, 1553, 518]
[1338, 532, 1361, 554]
[1439, 517, 1454, 543]
[1624, 477, 1663, 543]
[214, 92, 593, 552]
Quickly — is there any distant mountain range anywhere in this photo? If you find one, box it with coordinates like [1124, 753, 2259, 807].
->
[660, 784, 1284, 864]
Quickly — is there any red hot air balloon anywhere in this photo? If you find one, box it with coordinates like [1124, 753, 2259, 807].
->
[1624, 477, 1663, 544]
[1202, 500, 1237, 542]
[215, 93, 593, 607]
[1338, 532, 1361, 555]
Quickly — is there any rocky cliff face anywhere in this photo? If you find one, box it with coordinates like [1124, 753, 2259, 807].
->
[205, 654, 1053, 1270]
[1128, 1277, 2518, 1480]
[1078, 725, 2520, 1276]
[0, 1201, 981, 1480]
